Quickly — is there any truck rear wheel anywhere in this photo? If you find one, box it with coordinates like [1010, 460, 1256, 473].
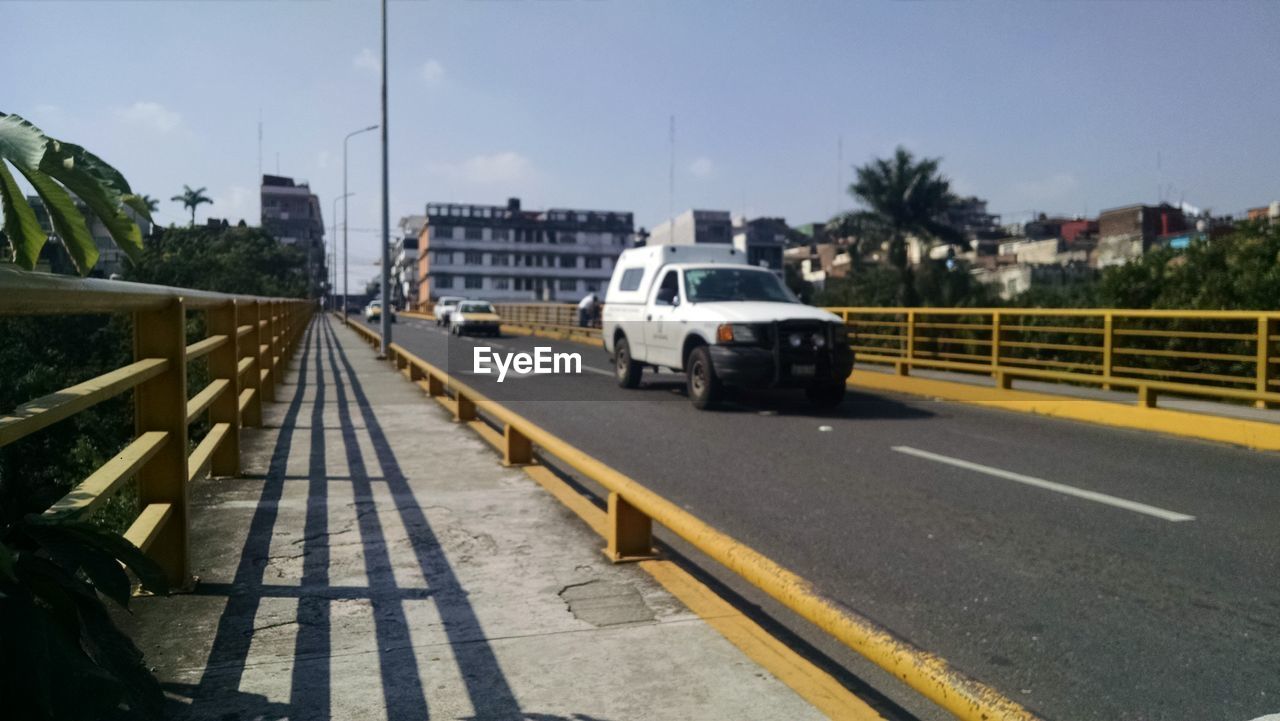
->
[687, 346, 722, 410]
[805, 381, 846, 409]
[615, 337, 642, 389]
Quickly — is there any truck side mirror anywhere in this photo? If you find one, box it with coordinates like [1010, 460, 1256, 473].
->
[671, 294, 681, 307]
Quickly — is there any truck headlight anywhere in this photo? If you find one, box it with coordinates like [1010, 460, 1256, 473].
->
[717, 323, 758, 344]
[812, 333, 827, 349]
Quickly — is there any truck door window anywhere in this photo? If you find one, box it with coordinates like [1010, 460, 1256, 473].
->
[654, 270, 679, 305]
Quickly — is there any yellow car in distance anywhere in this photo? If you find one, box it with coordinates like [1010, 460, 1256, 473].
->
[449, 300, 501, 337]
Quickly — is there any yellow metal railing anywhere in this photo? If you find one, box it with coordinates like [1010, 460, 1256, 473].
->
[0, 266, 312, 587]
[489, 302, 1279, 410]
[343, 315, 1042, 721]
[831, 307, 1280, 410]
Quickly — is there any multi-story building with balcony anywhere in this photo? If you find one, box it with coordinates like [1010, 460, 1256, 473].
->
[260, 174, 325, 296]
[415, 197, 634, 307]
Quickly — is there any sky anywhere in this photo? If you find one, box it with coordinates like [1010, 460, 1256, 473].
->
[5, 0, 1279, 290]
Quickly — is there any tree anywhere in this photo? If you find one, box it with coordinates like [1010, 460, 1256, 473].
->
[170, 184, 212, 227]
[126, 223, 309, 298]
[0, 112, 150, 275]
[830, 146, 962, 305]
[139, 194, 160, 214]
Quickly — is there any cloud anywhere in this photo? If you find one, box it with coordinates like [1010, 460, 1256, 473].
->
[1011, 173, 1078, 204]
[354, 48, 379, 72]
[437, 152, 535, 184]
[420, 59, 445, 85]
[210, 185, 252, 224]
[114, 101, 181, 133]
[688, 156, 714, 179]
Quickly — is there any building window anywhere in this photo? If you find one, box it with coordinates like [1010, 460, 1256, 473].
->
[586, 281, 598, 292]
[493, 277, 510, 290]
[558, 230, 576, 244]
[491, 253, 509, 266]
[465, 275, 483, 289]
[491, 228, 509, 241]
[436, 274, 454, 289]
[433, 251, 453, 264]
[464, 251, 483, 265]
[584, 257, 602, 269]
[434, 226, 453, 240]
[559, 255, 576, 268]
[465, 227, 482, 240]
[559, 278, 576, 291]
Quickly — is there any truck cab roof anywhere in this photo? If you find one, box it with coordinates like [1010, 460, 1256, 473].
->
[605, 244, 749, 305]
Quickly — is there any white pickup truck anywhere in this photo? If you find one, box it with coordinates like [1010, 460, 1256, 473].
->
[602, 245, 853, 409]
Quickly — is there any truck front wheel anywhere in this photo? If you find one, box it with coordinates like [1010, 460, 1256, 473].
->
[615, 337, 643, 389]
[686, 346, 722, 409]
[805, 381, 846, 409]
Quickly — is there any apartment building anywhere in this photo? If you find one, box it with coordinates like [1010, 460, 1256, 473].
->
[260, 174, 325, 295]
[416, 197, 634, 306]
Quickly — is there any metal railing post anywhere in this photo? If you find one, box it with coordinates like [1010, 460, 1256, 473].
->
[605, 492, 656, 562]
[208, 300, 241, 476]
[132, 297, 191, 587]
[455, 391, 477, 421]
[239, 300, 263, 427]
[898, 310, 915, 376]
[1102, 312, 1115, 391]
[1257, 315, 1275, 409]
[503, 424, 533, 466]
[992, 312, 1011, 389]
[257, 300, 275, 403]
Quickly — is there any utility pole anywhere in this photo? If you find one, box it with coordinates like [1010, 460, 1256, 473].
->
[343, 125, 378, 319]
[378, 0, 391, 356]
[332, 193, 354, 311]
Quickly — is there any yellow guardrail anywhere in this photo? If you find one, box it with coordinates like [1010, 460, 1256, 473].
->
[0, 266, 312, 587]
[830, 307, 1280, 410]
[342, 314, 1043, 721]
[485, 302, 1280, 410]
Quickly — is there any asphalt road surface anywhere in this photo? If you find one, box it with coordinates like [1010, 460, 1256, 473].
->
[358, 316, 1280, 721]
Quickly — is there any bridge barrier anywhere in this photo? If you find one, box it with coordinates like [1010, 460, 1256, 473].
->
[484, 302, 1280, 410]
[342, 314, 1044, 721]
[0, 266, 313, 588]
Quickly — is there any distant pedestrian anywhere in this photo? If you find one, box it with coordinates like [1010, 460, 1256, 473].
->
[577, 292, 599, 327]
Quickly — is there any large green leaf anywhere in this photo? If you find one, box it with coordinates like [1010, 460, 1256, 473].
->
[0, 160, 47, 269]
[14, 163, 98, 275]
[23, 515, 169, 598]
[0, 112, 47, 169]
[41, 142, 144, 263]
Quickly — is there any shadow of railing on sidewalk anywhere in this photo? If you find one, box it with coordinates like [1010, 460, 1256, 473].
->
[181, 316, 523, 720]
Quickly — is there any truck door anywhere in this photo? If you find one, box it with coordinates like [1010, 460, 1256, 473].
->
[645, 269, 683, 368]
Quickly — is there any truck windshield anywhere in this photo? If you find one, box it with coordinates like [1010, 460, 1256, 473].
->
[683, 268, 797, 304]
[459, 302, 493, 313]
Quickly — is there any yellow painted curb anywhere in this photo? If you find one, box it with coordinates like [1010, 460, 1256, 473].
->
[850, 371, 1280, 452]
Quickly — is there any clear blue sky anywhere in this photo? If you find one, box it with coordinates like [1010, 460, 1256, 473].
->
[5, 1, 1279, 288]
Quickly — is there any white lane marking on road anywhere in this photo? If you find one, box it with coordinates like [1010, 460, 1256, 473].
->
[890, 446, 1195, 522]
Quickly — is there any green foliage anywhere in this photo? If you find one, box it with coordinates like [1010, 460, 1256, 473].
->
[0, 514, 169, 720]
[816, 259, 996, 308]
[125, 224, 309, 297]
[0, 112, 147, 275]
[170, 185, 212, 227]
[829, 146, 961, 305]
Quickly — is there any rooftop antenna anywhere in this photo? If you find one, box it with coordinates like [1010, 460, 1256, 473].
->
[836, 134, 843, 215]
[668, 115, 675, 220]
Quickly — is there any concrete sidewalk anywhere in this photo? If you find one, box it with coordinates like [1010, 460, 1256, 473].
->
[124, 316, 828, 721]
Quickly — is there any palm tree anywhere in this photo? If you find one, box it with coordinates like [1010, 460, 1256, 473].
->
[140, 194, 160, 214]
[171, 185, 212, 227]
[830, 146, 961, 305]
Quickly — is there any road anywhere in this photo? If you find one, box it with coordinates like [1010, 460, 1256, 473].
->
[360, 316, 1280, 721]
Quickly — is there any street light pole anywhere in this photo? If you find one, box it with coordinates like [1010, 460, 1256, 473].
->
[378, 0, 391, 356]
[343, 124, 378, 320]
[331, 193, 354, 311]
